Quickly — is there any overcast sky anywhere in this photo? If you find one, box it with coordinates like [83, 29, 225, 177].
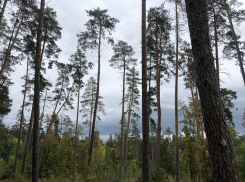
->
[4, 0, 245, 141]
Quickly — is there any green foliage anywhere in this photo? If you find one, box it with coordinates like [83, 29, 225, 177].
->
[236, 141, 245, 181]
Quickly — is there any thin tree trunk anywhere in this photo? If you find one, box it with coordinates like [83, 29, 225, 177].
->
[120, 58, 126, 178]
[40, 89, 47, 130]
[0, 8, 25, 80]
[38, 83, 73, 167]
[223, 0, 245, 85]
[88, 25, 101, 167]
[88, 84, 94, 154]
[155, 32, 161, 168]
[175, 2, 179, 181]
[185, 0, 239, 180]
[33, 0, 45, 181]
[142, 0, 149, 180]
[73, 67, 82, 177]
[124, 76, 134, 173]
[0, 0, 8, 25]
[22, 102, 34, 174]
[14, 55, 29, 174]
[211, 1, 220, 89]
[60, 115, 62, 143]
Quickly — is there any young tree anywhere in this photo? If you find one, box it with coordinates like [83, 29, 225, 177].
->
[185, 0, 239, 180]
[39, 61, 74, 167]
[109, 40, 137, 176]
[77, 7, 119, 167]
[142, 0, 149, 181]
[14, 55, 29, 174]
[33, 0, 45, 181]
[80, 76, 105, 153]
[69, 48, 88, 176]
[124, 66, 140, 173]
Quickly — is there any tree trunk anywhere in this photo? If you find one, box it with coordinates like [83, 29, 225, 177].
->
[175, 2, 179, 181]
[0, 0, 8, 25]
[211, 1, 220, 89]
[223, 0, 245, 85]
[0, 8, 25, 80]
[119, 58, 126, 178]
[142, 0, 149, 181]
[33, 0, 45, 181]
[124, 76, 134, 173]
[40, 89, 47, 130]
[185, 0, 239, 180]
[88, 25, 101, 167]
[14, 55, 29, 174]
[155, 32, 161, 168]
[22, 102, 34, 174]
[72, 67, 82, 177]
[88, 84, 94, 154]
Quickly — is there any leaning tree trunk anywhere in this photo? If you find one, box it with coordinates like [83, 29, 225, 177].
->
[142, 0, 149, 181]
[223, 0, 245, 85]
[185, 0, 239, 181]
[33, 0, 45, 181]
[38, 85, 72, 167]
[14, 55, 29, 174]
[175, 2, 179, 181]
[88, 25, 101, 167]
[0, 8, 25, 80]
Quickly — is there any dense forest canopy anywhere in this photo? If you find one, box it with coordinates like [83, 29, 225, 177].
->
[0, 0, 245, 181]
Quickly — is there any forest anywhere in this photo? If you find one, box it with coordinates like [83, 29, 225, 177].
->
[0, 0, 245, 181]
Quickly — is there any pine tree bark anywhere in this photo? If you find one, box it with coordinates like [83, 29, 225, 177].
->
[14, 55, 29, 174]
[88, 25, 101, 167]
[223, 0, 245, 85]
[185, 0, 239, 181]
[175, 2, 179, 181]
[142, 0, 149, 181]
[33, 0, 45, 181]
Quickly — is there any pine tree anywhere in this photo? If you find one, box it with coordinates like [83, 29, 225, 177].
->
[109, 40, 137, 177]
[185, 0, 239, 180]
[142, 0, 149, 180]
[80, 77, 105, 153]
[77, 7, 119, 167]
[69, 48, 88, 176]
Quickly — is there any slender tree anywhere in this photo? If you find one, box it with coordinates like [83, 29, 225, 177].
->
[69, 48, 88, 176]
[124, 67, 140, 173]
[109, 40, 137, 177]
[185, 0, 239, 180]
[80, 76, 105, 153]
[14, 55, 29, 174]
[142, 0, 149, 181]
[33, 0, 45, 181]
[77, 7, 119, 167]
